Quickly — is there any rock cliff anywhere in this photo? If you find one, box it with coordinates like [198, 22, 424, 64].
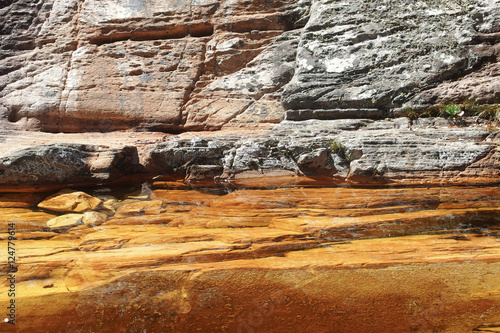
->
[0, 0, 499, 186]
[1, 0, 499, 132]
[1, 1, 500, 332]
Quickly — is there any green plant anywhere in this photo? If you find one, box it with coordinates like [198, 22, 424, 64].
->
[459, 99, 479, 113]
[443, 104, 462, 118]
[328, 139, 349, 162]
[420, 109, 438, 118]
[266, 139, 278, 148]
[406, 108, 419, 121]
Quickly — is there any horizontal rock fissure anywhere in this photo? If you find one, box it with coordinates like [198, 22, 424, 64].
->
[285, 109, 387, 121]
[89, 24, 214, 45]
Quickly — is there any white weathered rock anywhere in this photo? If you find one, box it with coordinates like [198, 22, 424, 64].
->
[46, 213, 83, 229]
[282, 0, 500, 118]
[82, 211, 108, 227]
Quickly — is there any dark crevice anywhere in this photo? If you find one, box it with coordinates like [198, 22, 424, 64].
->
[189, 24, 214, 38]
[7, 106, 18, 122]
[0, 0, 13, 10]
[90, 24, 214, 45]
[472, 32, 500, 45]
[0, 62, 22, 76]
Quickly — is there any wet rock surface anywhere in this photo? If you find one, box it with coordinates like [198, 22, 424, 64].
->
[0, 0, 500, 331]
[38, 189, 103, 213]
[1, 182, 499, 332]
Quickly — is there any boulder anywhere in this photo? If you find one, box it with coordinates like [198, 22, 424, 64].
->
[38, 189, 102, 213]
[0, 144, 139, 186]
[82, 211, 108, 227]
[46, 214, 84, 229]
[296, 148, 335, 174]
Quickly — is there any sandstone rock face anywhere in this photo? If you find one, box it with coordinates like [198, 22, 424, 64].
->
[282, 0, 500, 118]
[0, 143, 139, 187]
[0, 0, 306, 131]
[2, 0, 498, 131]
[2, 2, 500, 332]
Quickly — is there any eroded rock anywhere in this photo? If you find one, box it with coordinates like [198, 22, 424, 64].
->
[38, 189, 102, 213]
[82, 211, 108, 227]
[0, 0, 306, 132]
[143, 121, 500, 185]
[46, 213, 84, 229]
[282, 0, 500, 118]
[1, 0, 499, 131]
[0, 143, 139, 186]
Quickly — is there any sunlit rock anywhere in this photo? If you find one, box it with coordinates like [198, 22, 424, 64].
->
[46, 213, 84, 229]
[82, 211, 108, 227]
[38, 189, 102, 213]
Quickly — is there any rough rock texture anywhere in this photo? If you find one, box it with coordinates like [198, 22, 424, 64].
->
[282, 0, 500, 118]
[1, 0, 499, 130]
[145, 119, 500, 185]
[0, 0, 307, 131]
[0, 143, 139, 187]
[0, 118, 499, 187]
[1, 1, 500, 332]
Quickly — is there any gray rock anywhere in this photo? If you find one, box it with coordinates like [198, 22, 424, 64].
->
[282, 0, 500, 118]
[0, 144, 139, 186]
[296, 148, 335, 174]
[0, 144, 88, 185]
[143, 120, 499, 183]
[273, 119, 374, 136]
[145, 138, 235, 173]
[342, 129, 494, 181]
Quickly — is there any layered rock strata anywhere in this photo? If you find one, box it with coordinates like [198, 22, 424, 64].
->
[1, 0, 499, 131]
[1, 184, 499, 332]
[1, 119, 499, 188]
[0, 1, 500, 332]
[282, 0, 500, 118]
[0, 0, 307, 131]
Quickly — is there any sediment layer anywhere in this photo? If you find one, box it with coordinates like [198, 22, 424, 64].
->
[1, 183, 500, 332]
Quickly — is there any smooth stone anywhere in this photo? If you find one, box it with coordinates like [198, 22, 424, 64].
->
[38, 189, 103, 213]
[46, 214, 84, 229]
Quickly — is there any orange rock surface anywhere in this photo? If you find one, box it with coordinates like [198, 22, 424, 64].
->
[0, 182, 499, 332]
